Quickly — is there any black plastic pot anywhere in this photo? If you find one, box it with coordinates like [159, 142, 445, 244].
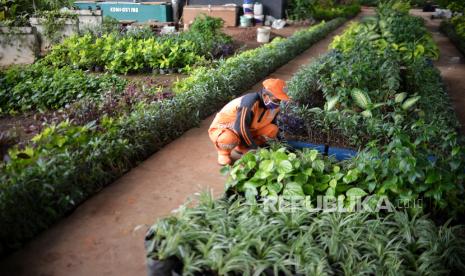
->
[286, 140, 357, 161]
[145, 227, 183, 276]
[143, 66, 152, 74]
[146, 256, 182, 276]
[422, 3, 435, 12]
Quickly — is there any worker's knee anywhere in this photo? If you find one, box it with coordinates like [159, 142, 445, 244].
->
[215, 129, 240, 151]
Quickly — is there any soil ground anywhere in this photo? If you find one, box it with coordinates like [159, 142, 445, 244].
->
[411, 9, 465, 134]
[224, 23, 314, 50]
[0, 8, 388, 276]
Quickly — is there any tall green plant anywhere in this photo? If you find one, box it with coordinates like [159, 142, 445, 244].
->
[286, 0, 316, 20]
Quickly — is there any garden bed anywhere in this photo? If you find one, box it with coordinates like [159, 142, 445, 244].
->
[145, 191, 465, 275]
[277, 2, 465, 217]
[41, 15, 235, 74]
[0, 15, 233, 152]
[0, 72, 179, 150]
[145, 2, 465, 275]
[0, 17, 351, 257]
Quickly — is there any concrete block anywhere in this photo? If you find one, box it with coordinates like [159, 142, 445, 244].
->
[0, 27, 39, 66]
[30, 17, 79, 52]
[72, 9, 103, 31]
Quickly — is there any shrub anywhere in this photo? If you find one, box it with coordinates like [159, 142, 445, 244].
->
[286, 0, 360, 21]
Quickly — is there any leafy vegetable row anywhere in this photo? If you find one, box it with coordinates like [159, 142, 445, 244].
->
[42, 16, 233, 74]
[0, 64, 127, 114]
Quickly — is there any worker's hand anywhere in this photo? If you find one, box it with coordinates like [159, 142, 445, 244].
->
[262, 136, 276, 143]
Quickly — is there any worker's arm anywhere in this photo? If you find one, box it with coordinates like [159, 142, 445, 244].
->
[233, 106, 257, 149]
[271, 108, 280, 125]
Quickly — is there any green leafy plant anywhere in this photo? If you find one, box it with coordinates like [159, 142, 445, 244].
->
[0, 0, 73, 25]
[42, 15, 231, 74]
[0, 63, 127, 114]
[286, 0, 361, 21]
[223, 147, 351, 202]
[33, 10, 78, 44]
[350, 88, 385, 118]
[330, 5, 439, 64]
[286, 0, 316, 21]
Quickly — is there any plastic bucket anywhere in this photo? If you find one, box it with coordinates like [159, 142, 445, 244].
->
[253, 3, 263, 15]
[254, 14, 264, 24]
[243, 3, 254, 15]
[257, 26, 271, 43]
[240, 15, 253, 27]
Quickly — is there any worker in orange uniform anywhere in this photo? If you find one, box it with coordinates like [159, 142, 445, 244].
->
[208, 78, 290, 165]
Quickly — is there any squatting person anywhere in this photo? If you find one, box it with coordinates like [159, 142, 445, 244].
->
[208, 78, 290, 165]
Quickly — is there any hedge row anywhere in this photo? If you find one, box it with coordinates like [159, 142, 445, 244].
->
[0, 17, 350, 257]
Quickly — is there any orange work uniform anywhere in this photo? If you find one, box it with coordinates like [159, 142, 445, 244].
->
[209, 91, 279, 161]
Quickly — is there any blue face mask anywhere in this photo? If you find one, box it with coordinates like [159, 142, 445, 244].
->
[264, 95, 280, 110]
[265, 100, 280, 110]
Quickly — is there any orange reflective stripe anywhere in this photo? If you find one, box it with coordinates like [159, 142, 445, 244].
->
[217, 143, 236, 150]
[240, 107, 252, 145]
[240, 108, 246, 143]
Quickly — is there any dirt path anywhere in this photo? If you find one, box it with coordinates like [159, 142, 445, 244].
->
[0, 8, 373, 276]
[411, 9, 465, 134]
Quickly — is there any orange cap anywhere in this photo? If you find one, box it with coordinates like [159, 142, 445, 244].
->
[262, 78, 289, 101]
